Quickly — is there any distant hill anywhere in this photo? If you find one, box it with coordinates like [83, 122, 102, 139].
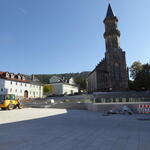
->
[34, 71, 90, 90]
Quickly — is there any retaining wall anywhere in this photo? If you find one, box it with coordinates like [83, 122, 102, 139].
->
[86, 102, 150, 113]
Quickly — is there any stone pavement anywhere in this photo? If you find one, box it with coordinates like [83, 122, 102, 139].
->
[0, 108, 150, 150]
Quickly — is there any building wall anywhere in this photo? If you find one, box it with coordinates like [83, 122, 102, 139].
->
[50, 83, 78, 95]
[0, 79, 43, 98]
[105, 49, 128, 91]
[51, 83, 63, 95]
[87, 71, 97, 93]
[63, 84, 78, 95]
[97, 71, 109, 91]
[68, 78, 75, 85]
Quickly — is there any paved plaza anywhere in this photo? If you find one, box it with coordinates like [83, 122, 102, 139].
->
[0, 108, 150, 150]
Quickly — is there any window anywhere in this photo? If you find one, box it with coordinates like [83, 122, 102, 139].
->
[1, 88, 3, 92]
[16, 82, 17, 85]
[21, 83, 22, 86]
[10, 88, 12, 92]
[25, 84, 27, 87]
[20, 89, 22, 93]
[15, 89, 17, 93]
[11, 81, 12, 85]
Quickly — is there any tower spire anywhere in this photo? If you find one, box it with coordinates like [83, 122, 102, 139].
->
[103, 3, 120, 50]
[106, 3, 115, 18]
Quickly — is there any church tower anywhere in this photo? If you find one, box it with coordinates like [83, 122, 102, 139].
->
[87, 3, 128, 93]
[104, 4, 120, 50]
[104, 3, 128, 91]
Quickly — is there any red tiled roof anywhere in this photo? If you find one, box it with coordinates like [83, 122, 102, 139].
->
[0, 72, 6, 75]
[0, 71, 30, 83]
[3, 77, 30, 83]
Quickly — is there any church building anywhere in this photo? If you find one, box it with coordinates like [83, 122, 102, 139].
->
[87, 4, 128, 92]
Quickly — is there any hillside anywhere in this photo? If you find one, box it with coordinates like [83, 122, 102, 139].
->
[34, 71, 90, 90]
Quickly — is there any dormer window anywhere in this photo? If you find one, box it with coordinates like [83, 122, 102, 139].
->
[5, 72, 10, 78]
[17, 75, 21, 80]
[21, 76, 25, 81]
[10, 74, 14, 79]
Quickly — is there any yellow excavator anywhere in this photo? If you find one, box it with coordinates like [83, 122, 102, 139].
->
[0, 94, 23, 110]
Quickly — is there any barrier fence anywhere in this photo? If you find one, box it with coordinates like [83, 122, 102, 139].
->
[137, 105, 150, 114]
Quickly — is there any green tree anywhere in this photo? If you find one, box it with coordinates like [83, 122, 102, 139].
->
[129, 62, 150, 91]
[74, 76, 86, 91]
[43, 85, 55, 95]
[130, 61, 142, 80]
[134, 63, 150, 91]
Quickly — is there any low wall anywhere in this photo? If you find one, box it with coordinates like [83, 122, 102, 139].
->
[23, 100, 87, 110]
[86, 102, 150, 113]
[23, 92, 150, 113]
[93, 92, 150, 103]
[50, 103, 87, 110]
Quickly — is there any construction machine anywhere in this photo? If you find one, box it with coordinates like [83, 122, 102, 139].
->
[0, 94, 23, 110]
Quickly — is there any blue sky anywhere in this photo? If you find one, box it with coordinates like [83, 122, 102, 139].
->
[0, 0, 149, 74]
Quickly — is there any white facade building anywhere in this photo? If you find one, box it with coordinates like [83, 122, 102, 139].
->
[0, 72, 43, 98]
[49, 76, 79, 95]
[50, 83, 79, 95]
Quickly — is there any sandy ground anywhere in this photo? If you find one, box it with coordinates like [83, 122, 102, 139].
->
[0, 108, 150, 150]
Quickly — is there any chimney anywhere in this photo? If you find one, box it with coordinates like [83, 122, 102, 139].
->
[31, 74, 35, 81]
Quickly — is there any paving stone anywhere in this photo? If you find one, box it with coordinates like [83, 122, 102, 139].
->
[0, 108, 150, 150]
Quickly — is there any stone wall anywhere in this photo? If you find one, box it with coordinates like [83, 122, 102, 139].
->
[86, 102, 150, 113]
[93, 92, 150, 103]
